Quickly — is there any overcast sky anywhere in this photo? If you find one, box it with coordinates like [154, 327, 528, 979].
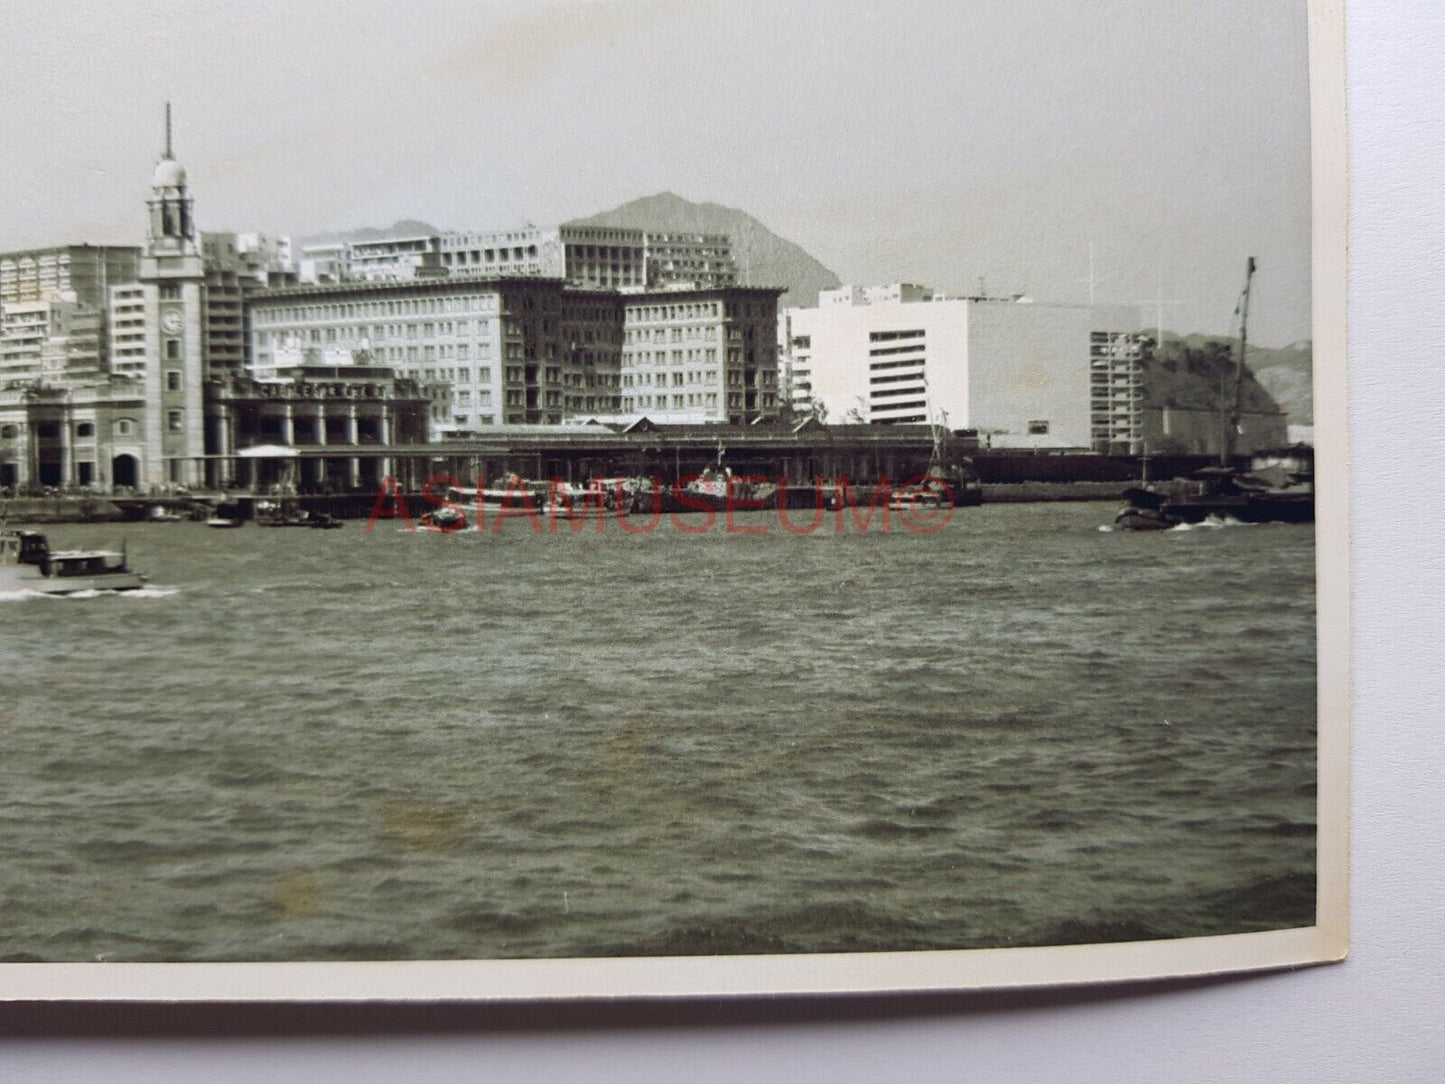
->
[1, 0, 1313, 345]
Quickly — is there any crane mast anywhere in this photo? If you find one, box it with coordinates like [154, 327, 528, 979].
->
[1221, 257, 1256, 465]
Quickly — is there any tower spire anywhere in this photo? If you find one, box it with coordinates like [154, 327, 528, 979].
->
[164, 102, 173, 160]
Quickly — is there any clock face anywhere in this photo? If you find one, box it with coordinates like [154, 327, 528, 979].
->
[161, 310, 183, 335]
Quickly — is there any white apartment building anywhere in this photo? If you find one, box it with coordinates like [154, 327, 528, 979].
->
[785, 285, 1140, 449]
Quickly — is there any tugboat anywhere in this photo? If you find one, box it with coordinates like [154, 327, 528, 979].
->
[1, 528, 147, 594]
[1115, 258, 1315, 531]
[418, 505, 467, 532]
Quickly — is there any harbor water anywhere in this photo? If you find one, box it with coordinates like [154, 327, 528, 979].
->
[0, 503, 1316, 962]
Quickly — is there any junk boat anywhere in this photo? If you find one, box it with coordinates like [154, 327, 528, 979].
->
[1116, 258, 1315, 531]
[0, 528, 147, 594]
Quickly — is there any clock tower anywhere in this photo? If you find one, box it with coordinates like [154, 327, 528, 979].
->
[140, 103, 207, 487]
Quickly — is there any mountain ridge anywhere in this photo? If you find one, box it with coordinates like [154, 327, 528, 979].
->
[567, 192, 841, 308]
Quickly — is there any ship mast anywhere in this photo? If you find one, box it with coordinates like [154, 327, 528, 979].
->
[1221, 257, 1256, 465]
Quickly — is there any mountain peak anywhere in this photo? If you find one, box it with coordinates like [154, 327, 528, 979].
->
[567, 194, 839, 307]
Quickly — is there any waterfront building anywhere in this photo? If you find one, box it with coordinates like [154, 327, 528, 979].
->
[0, 376, 148, 490]
[784, 284, 1140, 449]
[248, 277, 622, 431]
[249, 280, 780, 430]
[0, 108, 423, 492]
[619, 286, 782, 424]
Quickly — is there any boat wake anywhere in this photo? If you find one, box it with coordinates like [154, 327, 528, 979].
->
[0, 586, 180, 602]
[1169, 515, 1256, 532]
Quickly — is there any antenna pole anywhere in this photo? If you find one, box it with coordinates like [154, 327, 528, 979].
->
[164, 102, 173, 159]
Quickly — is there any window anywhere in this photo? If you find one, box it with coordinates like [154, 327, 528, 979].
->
[165, 339, 180, 360]
[115, 419, 134, 436]
[160, 284, 181, 300]
[1027, 420, 1050, 435]
[75, 422, 95, 438]
[168, 411, 183, 432]
[0, 425, 15, 439]
[166, 370, 182, 391]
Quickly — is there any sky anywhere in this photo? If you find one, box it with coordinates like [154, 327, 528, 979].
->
[1, 0, 1314, 346]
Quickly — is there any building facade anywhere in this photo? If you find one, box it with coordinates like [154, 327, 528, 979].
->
[619, 286, 782, 424]
[784, 284, 1140, 449]
[0, 245, 140, 307]
[302, 225, 738, 292]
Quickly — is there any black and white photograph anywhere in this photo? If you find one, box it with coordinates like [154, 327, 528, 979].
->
[0, 0, 1346, 999]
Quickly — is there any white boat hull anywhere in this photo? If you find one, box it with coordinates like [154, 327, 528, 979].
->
[2, 570, 148, 594]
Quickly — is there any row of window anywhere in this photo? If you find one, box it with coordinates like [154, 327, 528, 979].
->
[1, 419, 138, 439]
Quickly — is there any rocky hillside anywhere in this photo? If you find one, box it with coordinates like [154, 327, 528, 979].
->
[568, 192, 840, 308]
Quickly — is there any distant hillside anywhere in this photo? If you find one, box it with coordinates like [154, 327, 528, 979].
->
[1242, 340, 1314, 425]
[1163, 334, 1313, 425]
[568, 192, 840, 308]
[295, 220, 442, 249]
[1142, 335, 1304, 429]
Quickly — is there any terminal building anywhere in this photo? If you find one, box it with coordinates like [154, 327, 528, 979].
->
[783, 284, 1144, 451]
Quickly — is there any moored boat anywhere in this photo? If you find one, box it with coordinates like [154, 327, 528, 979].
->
[206, 502, 246, 529]
[1, 528, 147, 594]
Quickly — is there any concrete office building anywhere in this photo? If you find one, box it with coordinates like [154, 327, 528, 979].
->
[785, 284, 1140, 449]
[249, 276, 623, 431]
[619, 286, 782, 424]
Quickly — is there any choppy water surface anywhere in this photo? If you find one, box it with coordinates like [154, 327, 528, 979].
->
[0, 504, 1316, 962]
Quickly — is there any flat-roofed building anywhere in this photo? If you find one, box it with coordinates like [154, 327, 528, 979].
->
[0, 245, 140, 307]
[785, 284, 1140, 449]
[620, 286, 782, 424]
[641, 232, 737, 288]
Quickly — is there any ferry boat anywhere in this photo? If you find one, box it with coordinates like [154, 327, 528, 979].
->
[0, 528, 147, 594]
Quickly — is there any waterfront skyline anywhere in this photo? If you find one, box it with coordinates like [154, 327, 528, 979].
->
[3, 0, 1311, 346]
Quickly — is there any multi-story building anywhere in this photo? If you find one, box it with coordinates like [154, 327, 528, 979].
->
[306, 224, 738, 293]
[641, 233, 737, 288]
[0, 300, 104, 385]
[784, 284, 1140, 448]
[107, 284, 147, 377]
[0, 245, 140, 307]
[297, 243, 347, 284]
[1089, 331, 1149, 453]
[249, 281, 782, 430]
[619, 286, 782, 424]
[249, 277, 623, 430]
[435, 225, 645, 289]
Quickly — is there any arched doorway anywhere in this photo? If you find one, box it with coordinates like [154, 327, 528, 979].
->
[112, 454, 139, 488]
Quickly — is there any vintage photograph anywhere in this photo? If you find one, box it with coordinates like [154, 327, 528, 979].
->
[0, 0, 1344, 997]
